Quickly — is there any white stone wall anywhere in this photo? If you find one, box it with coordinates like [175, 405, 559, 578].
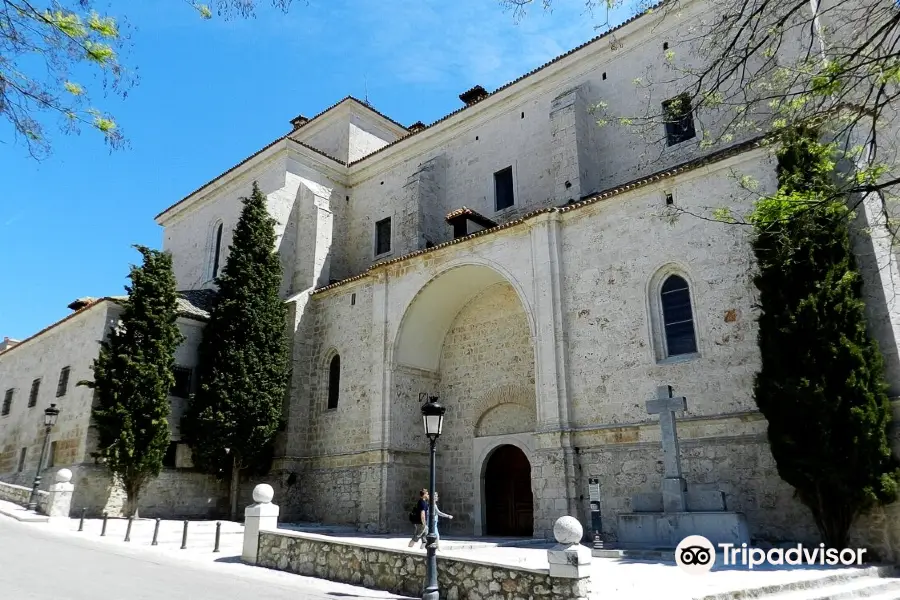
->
[0, 302, 115, 477]
[161, 154, 345, 298]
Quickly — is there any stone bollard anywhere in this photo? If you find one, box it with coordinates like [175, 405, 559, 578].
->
[46, 468, 75, 521]
[242, 484, 279, 565]
[547, 516, 592, 600]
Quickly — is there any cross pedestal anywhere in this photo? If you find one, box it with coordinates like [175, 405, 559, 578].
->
[615, 384, 751, 549]
[646, 385, 687, 513]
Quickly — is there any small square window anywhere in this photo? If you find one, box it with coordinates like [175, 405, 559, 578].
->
[663, 95, 696, 146]
[375, 218, 392, 256]
[28, 378, 41, 408]
[2, 388, 13, 416]
[171, 366, 192, 399]
[494, 166, 515, 211]
[56, 366, 71, 397]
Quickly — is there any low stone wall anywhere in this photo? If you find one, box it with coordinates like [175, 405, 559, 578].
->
[257, 529, 588, 600]
[0, 480, 48, 512]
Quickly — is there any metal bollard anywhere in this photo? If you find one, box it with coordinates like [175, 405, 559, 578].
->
[213, 521, 221, 553]
[100, 512, 108, 537]
[151, 518, 161, 546]
[77, 507, 86, 532]
[124, 516, 133, 542]
[180, 520, 188, 550]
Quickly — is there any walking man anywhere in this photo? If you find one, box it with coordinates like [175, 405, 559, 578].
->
[408, 489, 429, 547]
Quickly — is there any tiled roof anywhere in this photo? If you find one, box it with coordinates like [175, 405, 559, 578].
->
[1, 288, 220, 360]
[107, 289, 216, 321]
[176, 289, 218, 320]
[292, 96, 410, 133]
[346, 2, 665, 166]
[446, 206, 498, 229]
[312, 136, 766, 296]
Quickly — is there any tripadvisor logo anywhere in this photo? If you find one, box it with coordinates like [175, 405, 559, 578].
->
[675, 535, 868, 574]
[675, 535, 716, 574]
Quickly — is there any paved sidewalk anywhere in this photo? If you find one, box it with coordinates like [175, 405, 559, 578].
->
[3, 500, 895, 600]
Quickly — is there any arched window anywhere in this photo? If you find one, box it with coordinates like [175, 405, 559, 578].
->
[660, 275, 697, 356]
[211, 222, 223, 279]
[327, 354, 340, 409]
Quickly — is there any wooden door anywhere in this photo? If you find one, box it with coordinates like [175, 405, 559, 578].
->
[484, 445, 533, 536]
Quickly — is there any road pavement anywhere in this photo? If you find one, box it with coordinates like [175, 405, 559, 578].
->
[0, 515, 412, 600]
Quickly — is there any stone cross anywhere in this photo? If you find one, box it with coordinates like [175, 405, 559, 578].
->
[646, 385, 688, 513]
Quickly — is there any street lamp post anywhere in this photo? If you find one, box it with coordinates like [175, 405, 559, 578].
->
[419, 393, 445, 600]
[27, 403, 60, 511]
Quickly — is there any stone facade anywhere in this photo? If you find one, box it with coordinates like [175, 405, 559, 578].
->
[4, 0, 900, 561]
[257, 530, 589, 600]
[0, 298, 225, 518]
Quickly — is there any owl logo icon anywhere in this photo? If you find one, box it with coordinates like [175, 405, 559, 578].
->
[675, 535, 716, 574]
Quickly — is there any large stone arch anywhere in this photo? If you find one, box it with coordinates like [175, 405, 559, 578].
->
[392, 261, 536, 372]
[387, 261, 539, 536]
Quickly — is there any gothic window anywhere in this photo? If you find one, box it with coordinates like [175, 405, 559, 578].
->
[660, 275, 698, 356]
[327, 355, 340, 410]
[28, 378, 41, 408]
[494, 166, 515, 211]
[375, 218, 392, 256]
[663, 94, 696, 146]
[56, 366, 70, 397]
[2, 389, 12, 416]
[212, 222, 224, 279]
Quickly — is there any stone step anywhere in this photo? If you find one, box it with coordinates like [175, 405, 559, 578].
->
[758, 577, 900, 600]
[695, 566, 899, 600]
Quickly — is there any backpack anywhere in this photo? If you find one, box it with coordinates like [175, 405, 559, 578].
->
[408, 506, 419, 524]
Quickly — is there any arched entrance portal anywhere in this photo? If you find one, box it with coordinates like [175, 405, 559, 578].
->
[484, 445, 533, 536]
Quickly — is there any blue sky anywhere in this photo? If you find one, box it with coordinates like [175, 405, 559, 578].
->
[1, 0, 634, 340]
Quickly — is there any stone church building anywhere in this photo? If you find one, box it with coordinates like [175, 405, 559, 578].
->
[4, 0, 900, 557]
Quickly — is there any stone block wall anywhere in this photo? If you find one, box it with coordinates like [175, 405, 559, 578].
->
[64, 464, 226, 519]
[0, 480, 47, 512]
[257, 529, 589, 600]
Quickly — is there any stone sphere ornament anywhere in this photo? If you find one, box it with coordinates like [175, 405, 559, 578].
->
[553, 515, 583, 545]
[252, 483, 274, 504]
[55, 468, 73, 483]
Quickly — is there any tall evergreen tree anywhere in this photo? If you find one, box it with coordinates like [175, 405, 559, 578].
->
[182, 181, 289, 519]
[80, 246, 183, 517]
[751, 129, 900, 548]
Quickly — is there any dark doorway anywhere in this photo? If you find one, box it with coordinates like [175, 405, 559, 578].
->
[484, 445, 533, 536]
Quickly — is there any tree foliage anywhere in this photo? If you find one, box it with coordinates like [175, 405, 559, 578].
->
[750, 128, 900, 547]
[0, 0, 293, 158]
[181, 181, 288, 518]
[80, 245, 183, 517]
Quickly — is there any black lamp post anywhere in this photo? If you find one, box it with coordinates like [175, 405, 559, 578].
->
[420, 393, 445, 600]
[27, 403, 60, 511]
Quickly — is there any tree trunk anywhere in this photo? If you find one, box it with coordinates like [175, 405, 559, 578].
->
[229, 456, 240, 521]
[124, 479, 141, 519]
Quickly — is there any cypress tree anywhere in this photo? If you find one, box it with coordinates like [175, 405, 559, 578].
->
[81, 246, 183, 517]
[751, 129, 900, 548]
[181, 181, 289, 519]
